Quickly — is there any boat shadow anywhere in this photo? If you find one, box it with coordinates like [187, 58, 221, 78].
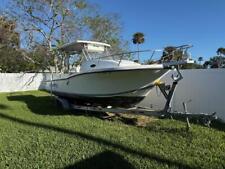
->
[7, 94, 225, 132]
[7, 95, 70, 116]
[7, 94, 108, 118]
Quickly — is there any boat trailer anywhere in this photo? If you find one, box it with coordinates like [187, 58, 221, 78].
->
[55, 67, 217, 129]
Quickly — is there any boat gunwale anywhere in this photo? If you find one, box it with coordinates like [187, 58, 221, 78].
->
[44, 67, 170, 82]
[48, 82, 155, 97]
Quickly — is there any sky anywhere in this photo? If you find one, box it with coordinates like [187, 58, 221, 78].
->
[1, 0, 225, 61]
[90, 0, 225, 60]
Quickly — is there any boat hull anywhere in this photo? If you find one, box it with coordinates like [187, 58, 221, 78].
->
[43, 68, 169, 107]
[52, 92, 145, 107]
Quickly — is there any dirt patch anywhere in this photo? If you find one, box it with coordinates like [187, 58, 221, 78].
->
[103, 112, 157, 127]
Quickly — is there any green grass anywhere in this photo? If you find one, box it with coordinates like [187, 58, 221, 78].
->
[0, 91, 224, 169]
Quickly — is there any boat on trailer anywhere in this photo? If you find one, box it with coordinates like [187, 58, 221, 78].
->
[43, 40, 193, 107]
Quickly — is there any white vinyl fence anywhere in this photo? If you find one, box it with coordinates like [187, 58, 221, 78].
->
[140, 69, 225, 122]
[0, 73, 48, 92]
[0, 70, 225, 121]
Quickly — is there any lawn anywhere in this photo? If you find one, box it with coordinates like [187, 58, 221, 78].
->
[0, 91, 224, 169]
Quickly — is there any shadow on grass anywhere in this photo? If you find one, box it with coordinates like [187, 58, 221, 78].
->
[64, 150, 136, 169]
[211, 119, 225, 132]
[7, 95, 108, 118]
[8, 95, 66, 115]
[0, 112, 197, 169]
[0, 104, 9, 110]
[5, 94, 149, 127]
[7, 94, 225, 133]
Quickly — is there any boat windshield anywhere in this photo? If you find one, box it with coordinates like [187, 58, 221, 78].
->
[84, 50, 134, 61]
[65, 42, 193, 67]
[88, 51, 113, 60]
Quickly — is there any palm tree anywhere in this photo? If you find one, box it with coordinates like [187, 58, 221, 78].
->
[216, 47, 225, 56]
[198, 57, 203, 65]
[216, 47, 225, 68]
[132, 32, 145, 61]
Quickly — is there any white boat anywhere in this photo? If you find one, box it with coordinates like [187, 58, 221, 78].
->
[43, 40, 193, 107]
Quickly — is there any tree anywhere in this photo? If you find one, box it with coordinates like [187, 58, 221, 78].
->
[132, 32, 145, 60]
[29, 44, 55, 72]
[84, 14, 124, 52]
[181, 63, 202, 69]
[8, 0, 89, 72]
[0, 16, 19, 48]
[198, 57, 203, 65]
[216, 47, 225, 56]
[161, 46, 183, 62]
[203, 61, 211, 69]
[0, 16, 25, 72]
[209, 56, 225, 68]
[161, 46, 176, 62]
[215, 47, 225, 68]
[6, 0, 124, 72]
[202, 48, 225, 69]
[0, 15, 56, 72]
